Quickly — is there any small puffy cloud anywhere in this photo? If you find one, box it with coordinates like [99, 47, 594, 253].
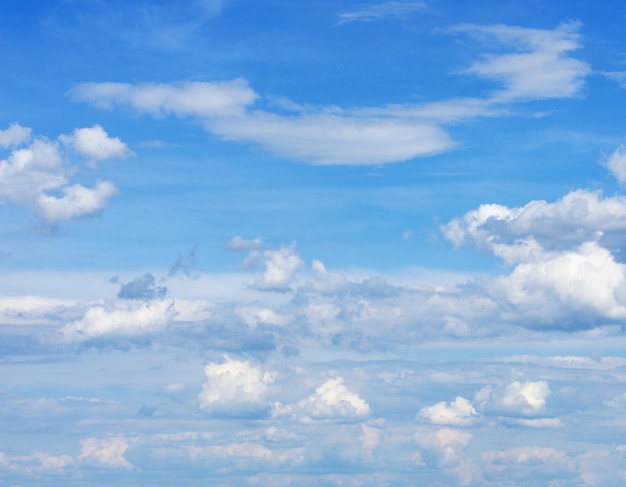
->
[117, 273, 168, 300]
[198, 357, 275, 415]
[501, 381, 549, 414]
[251, 244, 303, 292]
[0, 122, 31, 148]
[338, 1, 427, 24]
[441, 189, 626, 255]
[69, 79, 257, 118]
[37, 181, 118, 223]
[274, 377, 371, 422]
[481, 380, 552, 418]
[442, 185, 626, 327]
[61, 299, 176, 341]
[453, 22, 590, 101]
[419, 396, 479, 426]
[494, 241, 626, 323]
[605, 145, 626, 186]
[0, 296, 78, 325]
[59, 125, 134, 162]
[0, 124, 126, 224]
[79, 437, 132, 469]
[208, 111, 453, 165]
[359, 424, 381, 450]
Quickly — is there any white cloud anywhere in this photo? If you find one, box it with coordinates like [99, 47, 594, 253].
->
[442, 189, 626, 255]
[198, 357, 275, 414]
[274, 377, 371, 422]
[59, 125, 133, 162]
[453, 22, 590, 101]
[69, 80, 257, 118]
[419, 396, 479, 426]
[79, 437, 132, 469]
[0, 124, 126, 224]
[251, 244, 303, 292]
[0, 295, 78, 325]
[605, 145, 626, 186]
[442, 185, 626, 326]
[482, 380, 551, 417]
[338, 1, 427, 24]
[301, 259, 350, 294]
[0, 122, 31, 148]
[494, 241, 626, 322]
[61, 299, 176, 341]
[37, 181, 118, 223]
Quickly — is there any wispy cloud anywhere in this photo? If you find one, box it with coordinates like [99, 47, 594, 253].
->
[70, 23, 590, 166]
[338, 1, 428, 24]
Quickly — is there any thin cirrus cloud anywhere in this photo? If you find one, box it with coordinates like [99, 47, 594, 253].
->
[452, 22, 590, 101]
[68, 22, 589, 166]
[337, 1, 428, 24]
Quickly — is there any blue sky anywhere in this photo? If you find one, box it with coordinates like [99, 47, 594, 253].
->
[2, 0, 626, 485]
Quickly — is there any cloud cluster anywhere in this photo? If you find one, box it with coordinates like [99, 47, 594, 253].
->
[0, 123, 129, 224]
[418, 396, 479, 426]
[61, 299, 176, 342]
[442, 175, 626, 327]
[70, 23, 589, 165]
[273, 377, 371, 422]
[228, 238, 303, 292]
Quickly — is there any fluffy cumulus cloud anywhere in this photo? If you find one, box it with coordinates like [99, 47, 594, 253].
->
[478, 380, 555, 423]
[441, 175, 626, 328]
[59, 124, 134, 162]
[229, 240, 303, 292]
[0, 122, 31, 148]
[198, 357, 275, 415]
[273, 377, 371, 422]
[61, 299, 176, 342]
[79, 437, 132, 469]
[0, 123, 128, 224]
[419, 396, 479, 426]
[253, 246, 303, 292]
